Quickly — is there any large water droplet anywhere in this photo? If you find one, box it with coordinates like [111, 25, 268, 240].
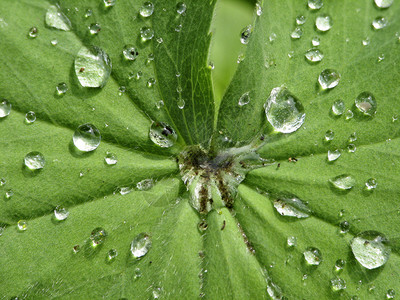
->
[316, 14, 333, 31]
[329, 174, 355, 190]
[139, 2, 154, 17]
[149, 122, 177, 148]
[240, 25, 252, 44]
[123, 45, 138, 61]
[24, 151, 45, 170]
[0, 99, 11, 118]
[308, 0, 323, 10]
[130, 232, 152, 259]
[372, 17, 388, 30]
[264, 86, 305, 133]
[330, 277, 346, 291]
[350, 231, 390, 269]
[140, 26, 154, 41]
[54, 205, 69, 221]
[74, 46, 112, 88]
[238, 91, 250, 106]
[318, 69, 341, 89]
[176, 2, 187, 14]
[25, 111, 36, 124]
[332, 99, 345, 116]
[90, 227, 107, 247]
[305, 48, 324, 62]
[303, 247, 322, 265]
[45, 5, 71, 31]
[355, 92, 377, 116]
[273, 195, 310, 218]
[73, 123, 101, 152]
[374, 0, 393, 8]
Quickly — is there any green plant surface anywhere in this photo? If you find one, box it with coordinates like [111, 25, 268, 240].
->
[0, 0, 399, 299]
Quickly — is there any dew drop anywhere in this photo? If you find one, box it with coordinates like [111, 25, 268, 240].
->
[345, 109, 354, 120]
[324, 130, 334, 141]
[386, 289, 396, 299]
[334, 259, 346, 272]
[123, 45, 138, 61]
[350, 231, 390, 269]
[329, 174, 355, 190]
[362, 37, 370, 46]
[255, 3, 263, 16]
[119, 186, 133, 195]
[308, 0, 323, 10]
[269, 33, 277, 43]
[303, 247, 322, 265]
[140, 26, 154, 41]
[45, 5, 71, 31]
[328, 149, 341, 162]
[25, 111, 36, 124]
[330, 277, 346, 291]
[316, 15, 333, 31]
[149, 122, 177, 148]
[318, 69, 341, 90]
[355, 92, 377, 116]
[73, 123, 101, 152]
[305, 48, 324, 62]
[372, 17, 388, 30]
[139, 2, 154, 17]
[56, 82, 68, 95]
[28, 27, 38, 38]
[104, 152, 117, 165]
[118, 86, 126, 95]
[72, 244, 81, 253]
[136, 178, 154, 191]
[54, 205, 69, 221]
[133, 268, 142, 279]
[331, 99, 345, 116]
[147, 78, 156, 88]
[273, 195, 310, 218]
[89, 23, 101, 35]
[17, 220, 27, 231]
[287, 236, 297, 247]
[90, 227, 107, 247]
[240, 25, 252, 44]
[264, 86, 305, 133]
[197, 219, 208, 232]
[177, 98, 185, 109]
[50, 39, 58, 46]
[24, 151, 45, 170]
[312, 36, 320, 46]
[339, 221, 350, 233]
[0, 178, 6, 186]
[375, 0, 393, 8]
[365, 178, 377, 190]
[290, 27, 303, 39]
[176, 2, 187, 14]
[130, 232, 152, 259]
[74, 46, 112, 88]
[296, 15, 306, 25]
[107, 249, 118, 261]
[0, 100, 11, 118]
[84, 9, 93, 18]
[103, 0, 116, 7]
[238, 91, 250, 106]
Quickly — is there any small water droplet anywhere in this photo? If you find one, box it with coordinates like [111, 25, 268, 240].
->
[375, 0, 393, 8]
[308, 0, 323, 10]
[54, 205, 69, 221]
[305, 48, 324, 62]
[365, 178, 377, 190]
[312, 36, 320, 46]
[104, 152, 117, 165]
[84, 9, 93, 18]
[351, 231, 390, 269]
[89, 23, 101, 35]
[287, 236, 297, 247]
[147, 78, 156, 88]
[155, 99, 164, 109]
[45, 5, 71, 31]
[0, 178, 6, 186]
[240, 25, 252, 44]
[50, 38, 58, 46]
[303, 247, 322, 265]
[24, 151, 45, 170]
[73, 123, 101, 152]
[133, 267, 142, 280]
[339, 221, 350, 233]
[331, 99, 345, 116]
[176, 2, 187, 14]
[269, 33, 277, 43]
[149, 122, 177, 148]
[237, 53, 245, 64]
[329, 174, 355, 190]
[334, 259, 346, 272]
[56, 82, 68, 95]
[208, 61, 215, 70]
[290, 27, 303, 39]
[330, 277, 346, 291]
[316, 14, 333, 31]
[25, 111, 36, 124]
[136, 178, 154, 191]
[90, 227, 107, 247]
[119, 186, 133, 195]
[273, 195, 310, 218]
[318, 69, 341, 90]
[362, 37, 370, 46]
[123, 45, 138, 61]
[140, 26, 154, 41]
[175, 24, 182, 32]
[345, 109, 354, 120]
[355, 92, 377, 116]
[324, 130, 334, 141]
[177, 98, 185, 109]
[296, 15, 306, 25]
[0, 100, 11, 118]
[139, 2, 154, 17]
[107, 249, 118, 261]
[372, 17, 388, 30]
[103, 0, 116, 7]
[238, 91, 250, 106]
[197, 219, 208, 232]
[328, 149, 341, 161]
[17, 220, 27, 231]
[118, 86, 126, 96]
[264, 86, 305, 133]
[130, 232, 152, 259]
[74, 46, 112, 88]
[386, 289, 396, 299]
[348, 132, 357, 142]
[256, 3, 263, 16]
[378, 53, 385, 62]
[5, 189, 13, 199]
[133, 71, 142, 81]
[28, 27, 38, 38]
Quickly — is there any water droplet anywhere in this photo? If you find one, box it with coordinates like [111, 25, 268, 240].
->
[0, 100, 11, 118]
[197, 219, 208, 232]
[237, 53, 245, 64]
[90, 227, 107, 247]
[331, 99, 345, 116]
[155, 100, 164, 109]
[308, 0, 323, 10]
[54, 205, 69, 221]
[378, 53, 385, 62]
[28, 27, 38, 38]
[328, 149, 341, 161]
[103, 0, 116, 7]
[324, 130, 334, 141]
[147, 78, 156, 88]
[89, 23, 101, 35]
[386, 289, 396, 299]
[296, 15, 306, 25]
[339, 221, 350, 233]
[365, 178, 377, 190]
[273, 195, 310, 218]
[176, 2, 187, 14]
[348, 132, 357, 142]
[84, 9, 93, 18]
[24, 151, 45, 170]
[56, 82, 68, 95]
[355, 92, 377, 116]
[362, 37, 370, 46]
[5, 189, 13, 199]
[287, 236, 297, 247]
[287, 51, 294, 59]
[312, 36, 320, 46]
[269, 33, 277, 43]
[146, 53, 155, 65]
[238, 91, 250, 106]
[240, 25, 252, 44]
[177, 98, 185, 109]
[133, 267, 142, 279]
[140, 26, 154, 41]
[329, 174, 355, 190]
[175, 24, 182, 32]
[130, 232, 152, 259]
[334, 259, 346, 272]
[74, 46, 112, 88]
[139, 2, 154, 17]
[290, 27, 303, 39]
[372, 17, 388, 30]
[345, 109, 354, 120]
[17, 220, 27, 231]
[118, 86, 126, 96]
[45, 5, 71, 31]
[123, 45, 138, 61]
[25, 111, 36, 124]
[149, 122, 177, 148]
[351, 231, 390, 269]
[119, 186, 133, 195]
[330, 277, 346, 291]
[73, 123, 101, 152]
[303, 247, 322, 265]
[50, 39, 58, 46]
[136, 178, 154, 191]
[318, 69, 341, 90]
[316, 14, 333, 31]
[104, 152, 117, 165]
[256, 3, 263, 16]
[264, 86, 305, 133]
[107, 249, 118, 261]
[375, 0, 393, 8]
[133, 71, 142, 81]
[0, 178, 6, 186]
[305, 48, 324, 62]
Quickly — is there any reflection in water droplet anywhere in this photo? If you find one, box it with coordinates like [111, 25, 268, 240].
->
[28, 27, 38, 38]
[329, 174, 355, 190]
[123, 45, 138, 61]
[305, 48, 324, 62]
[25, 111, 36, 124]
[74, 46, 112, 88]
[24, 151, 45, 170]
[351, 231, 390, 269]
[17, 220, 28, 231]
[0, 100, 11, 118]
[365, 178, 377, 190]
[45, 5, 71, 31]
[308, 0, 323, 10]
[264, 86, 305, 133]
[355, 92, 377, 116]
[240, 25, 252, 44]
[290, 27, 303, 39]
[140, 27, 154, 41]
[54, 205, 69, 221]
[139, 2, 154, 17]
[105, 152, 117, 165]
[372, 17, 388, 30]
[131, 232, 152, 259]
[316, 15, 333, 31]
[273, 196, 310, 218]
[56, 82, 68, 95]
[238, 92, 250, 106]
[318, 69, 340, 89]
[303, 247, 322, 265]
[73, 123, 101, 152]
[176, 2, 187, 14]
[149, 122, 177, 148]
[90, 227, 107, 247]
[330, 277, 346, 291]
[328, 149, 341, 162]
